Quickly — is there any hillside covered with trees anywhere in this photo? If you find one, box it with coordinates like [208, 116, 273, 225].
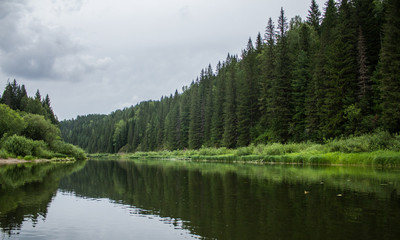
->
[0, 80, 86, 160]
[60, 0, 400, 154]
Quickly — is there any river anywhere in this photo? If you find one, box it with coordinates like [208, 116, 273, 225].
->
[1, 159, 399, 239]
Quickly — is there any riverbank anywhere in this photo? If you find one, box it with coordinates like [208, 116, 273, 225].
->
[90, 132, 400, 166]
[0, 158, 77, 165]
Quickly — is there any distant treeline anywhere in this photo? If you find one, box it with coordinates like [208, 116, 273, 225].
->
[60, 0, 400, 153]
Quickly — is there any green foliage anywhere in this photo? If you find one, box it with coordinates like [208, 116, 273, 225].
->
[97, 132, 400, 166]
[60, 1, 398, 155]
[0, 149, 10, 159]
[0, 81, 85, 160]
[22, 114, 61, 144]
[1, 135, 59, 159]
[50, 141, 86, 160]
[0, 104, 25, 138]
[2, 135, 35, 157]
[378, 0, 400, 133]
[1, 80, 58, 124]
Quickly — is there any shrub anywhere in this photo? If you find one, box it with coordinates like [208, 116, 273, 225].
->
[0, 104, 25, 138]
[3, 135, 35, 157]
[0, 148, 10, 159]
[23, 155, 35, 160]
[234, 146, 254, 156]
[22, 114, 60, 144]
[50, 140, 86, 160]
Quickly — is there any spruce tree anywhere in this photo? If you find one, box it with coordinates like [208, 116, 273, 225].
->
[211, 62, 226, 147]
[378, 0, 400, 133]
[222, 56, 238, 148]
[307, 0, 321, 33]
[237, 38, 256, 146]
[269, 7, 292, 142]
[189, 81, 202, 149]
[290, 23, 312, 142]
[321, 0, 358, 137]
[305, 0, 338, 140]
[179, 89, 191, 149]
[259, 18, 276, 140]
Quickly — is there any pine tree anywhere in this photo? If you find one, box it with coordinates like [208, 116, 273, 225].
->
[202, 65, 214, 146]
[189, 81, 202, 149]
[259, 18, 275, 139]
[290, 23, 312, 142]
[237, 38, 257, 146]
[357, 28, 372, 113]
[222, 56, 238, 148]
[210, 62, 226, 147]
[35, 89, 41, 102]
[354, 0, 383, 73]
[43, 94, 59, 125]
[179, 89, 191, 149]
[269, 7, 292, 142]
[378, 0, 400, 133]
[305, 0, 338, 140]
[307, 0, 321, 33]
[255, 32, 263, 53]
[0, 80, 22, 110]
[320, 0, 358, 137]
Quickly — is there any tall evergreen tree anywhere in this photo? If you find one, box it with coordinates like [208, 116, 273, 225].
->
[179, 89, 191, 149]
[259, 17, 276, 141]
[305, 0, 338, 140]
[189, 81, 202, 149]
[237, 38, 261, 146]
[307, 0, 321, 33]
[290, 22, 312, 142]
[378, 0, 400, 133]
[269, 7, 292, 142]
[211, 62, 226, 147]
[323, 0, 358, 137]
[222, 56, 238, 148]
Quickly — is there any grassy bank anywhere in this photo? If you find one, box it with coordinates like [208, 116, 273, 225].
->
[89, 131, 400, 166]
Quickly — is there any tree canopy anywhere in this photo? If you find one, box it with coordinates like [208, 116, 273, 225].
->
[60, 0, 398, 153]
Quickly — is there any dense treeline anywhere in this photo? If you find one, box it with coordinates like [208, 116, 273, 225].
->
[0, 81, 85, 160]
[61, 0, 400, 153]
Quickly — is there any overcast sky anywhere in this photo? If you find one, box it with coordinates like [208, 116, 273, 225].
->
[0, 0, 326, 120]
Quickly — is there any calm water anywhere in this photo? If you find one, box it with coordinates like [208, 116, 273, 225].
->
[1, 159, 400, 240]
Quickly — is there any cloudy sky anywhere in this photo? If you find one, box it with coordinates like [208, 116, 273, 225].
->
[0, 0, 326, 120]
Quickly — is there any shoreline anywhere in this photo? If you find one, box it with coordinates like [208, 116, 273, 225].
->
[89, 149, 400, 167]
[0, 158, 77, 165]
[0, 158, 51, 165]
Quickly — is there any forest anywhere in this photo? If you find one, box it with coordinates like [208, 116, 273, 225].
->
[0, 80, 86, 160]
[60, 0, 400, 154]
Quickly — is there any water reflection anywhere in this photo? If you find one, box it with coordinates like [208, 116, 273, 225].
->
[1, 159, 400, 240]
[0, 161, 86, 235]
[59, 160, 400, 240]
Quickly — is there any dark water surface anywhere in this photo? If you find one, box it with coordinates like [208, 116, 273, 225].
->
[1, 159, 400, 239]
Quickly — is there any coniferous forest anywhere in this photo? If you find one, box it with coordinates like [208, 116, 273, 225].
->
[60, 0, 400, 154]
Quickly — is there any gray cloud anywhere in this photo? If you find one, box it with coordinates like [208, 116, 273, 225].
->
[0, 0, 110, 81]
[51, 0, 84, 12]
[0, 0, 327, 120]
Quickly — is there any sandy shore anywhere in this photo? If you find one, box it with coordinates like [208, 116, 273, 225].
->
[0, 158, 51, 165]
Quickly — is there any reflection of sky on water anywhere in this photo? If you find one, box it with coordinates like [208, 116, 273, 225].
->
[2, 191, 199, 240]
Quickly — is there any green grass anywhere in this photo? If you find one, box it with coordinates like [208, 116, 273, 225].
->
[89, 131, 400, 166]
